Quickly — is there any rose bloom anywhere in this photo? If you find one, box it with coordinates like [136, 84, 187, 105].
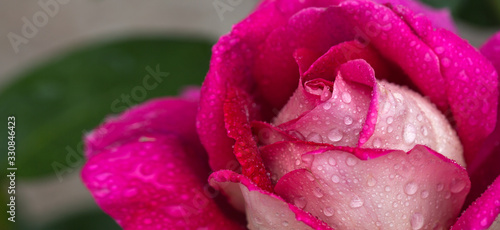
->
[81, 0, 500, 229]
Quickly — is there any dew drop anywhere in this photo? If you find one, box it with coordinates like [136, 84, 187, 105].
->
[387, 116, 394, 124]
[294, 196, 307, 209]
[307, 132, 323, 143]
[403, 124, 417, 144]
[324, 207, 334, 217]
[442, 58, 451, 67]
[341, 92, 352, 103]
[323, 102, 332, 110]
[480, 217, 488, 226]
[328, 157, 337, 166]
[435, 46, 444, 54]
[346, 157, 358, 166]
[313, 187, 324, 198]
[373, 138, 382, 148]
[367, 176, 377, 187]
[288, 130, 305, 140]
[282, 221, 289, 227]
[331, 175, 340, 183]
[328, 129, 343, 142]
[344, 116, 353, 125]
[437, 183, 444, 191]
[416, 114, 423, 121]
[404, 182, 418, 195]
[421, 126, 428, 136]
[349, 196, 364, 208]
[301, 154, 314, 164]
[410, 213, 424, 230]
[421, 190, 429, 199]
[450, 178, 466, 193]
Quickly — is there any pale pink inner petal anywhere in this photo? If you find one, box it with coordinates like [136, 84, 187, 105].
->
[209, 170, 333, 230]
[363, 81, 465, 166]
[277, 75, 372, 147]
[274, 146, 470, 229]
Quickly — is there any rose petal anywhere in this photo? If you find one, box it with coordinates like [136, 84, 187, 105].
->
[274, 145, 470, 229]
[464, 31, 500, 206]
[82, 134, 244, 229]
[209, 170, 334, 230]
[372, 0, 457, 33]
[389, 2, 499, 165]
[364, 80, 465, 166]
[223, 86, 273, 192]
[273, 78, 327, 126]
[197, 0, 341, 172]
[251, 121, 297, 146]
[260, 141, 337, 184]
[337, 0, 449, 111]
[481, 32, 500, 73]
[302, 40, 406, 86]
[277, 63, 373, 147]
[453, 176, 500, 230]
[254, 6, 355, 109]
[86, 96, 203, 159]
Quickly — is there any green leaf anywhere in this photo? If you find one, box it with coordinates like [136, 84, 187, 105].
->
[420, 0, 500, 27]
[0, 37, 213, 179]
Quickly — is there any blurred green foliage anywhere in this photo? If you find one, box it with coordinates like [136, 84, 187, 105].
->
[421, 0, 500, 27]
[0, 37, 213, 179]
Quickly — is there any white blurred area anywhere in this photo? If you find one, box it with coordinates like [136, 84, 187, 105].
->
[0, 0, 498, 226]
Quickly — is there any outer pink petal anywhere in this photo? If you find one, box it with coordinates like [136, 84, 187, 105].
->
[209, 170, 334, 230]
[197, 0, 341, 172]
[465, 31, 500, 208]
[389, 2, 499, 166]
[452, 176, 500, 230]
[253, 6, 355, 109]
[302, 40, 406, 86]
[86, 95, 203, 159]
[82, 134, 244, 230]
[372, 0, 457, 33]
[274, 145, 470, 229]
[337, 0, 449, 111]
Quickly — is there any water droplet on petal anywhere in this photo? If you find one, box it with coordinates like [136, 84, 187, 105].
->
[294, 196, 307, 209]
[346, 157, 358, 166]
[328, 157, 337, 166]
[282, 221, 289, 227]
[367, 176, 377, 187]
[421, 190, 429, 199]
[403, 124, 417, 144]
[323, 102, 332, 110]
[410, 213, 424, 230]
[331, 175, 340, 183]
[450, 178, 466, 193]
[344, 116, 353, 125]
[404, 182, 418, 195]
[313, 187, 324, 198]
[437, 183, 444, 191]
[341, 92, 352, 103]
[373, 138, 382, 148]
[387, 116, 394, 124]
[328, 129, 343, 142]
[324, 207, 334, 217]
[307, 132, 323, 143]
[349, 196, 364, 208]
[301, 154, 314, 164]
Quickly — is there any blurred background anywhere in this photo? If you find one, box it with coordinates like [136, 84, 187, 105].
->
[0, 0, 499, 229]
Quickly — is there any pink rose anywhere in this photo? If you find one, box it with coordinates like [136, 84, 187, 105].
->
[82, 0, 500, 229]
